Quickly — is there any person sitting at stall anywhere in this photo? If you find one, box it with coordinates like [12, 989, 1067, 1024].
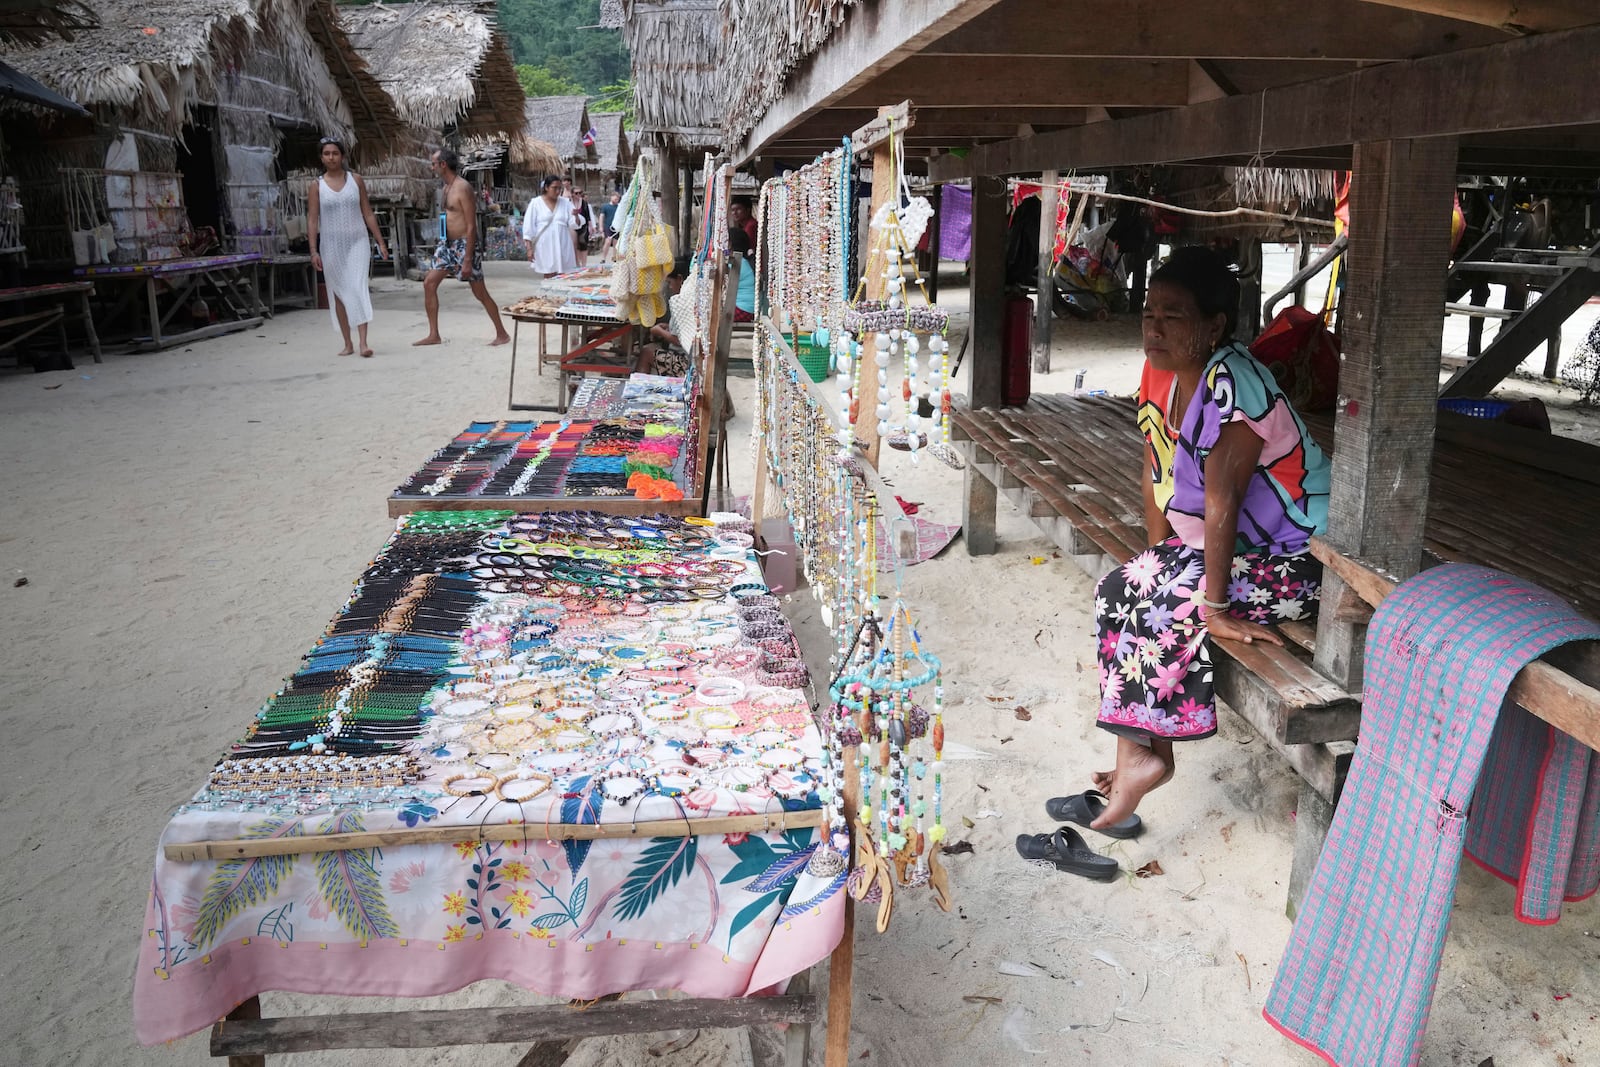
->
[727, 228, 757, 322]
[730, 196, 758, 247]
[1016, 246, 1331, 879]
[522, 176, 578, 277]
[637, 256, 693, 377]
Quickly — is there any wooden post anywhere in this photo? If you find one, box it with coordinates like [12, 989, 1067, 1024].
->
[1311, 136, 1457, 695]
[221, 995, 266, 1067]
[1033, 171, 1057, 374]
[855, 103, 915, 470]
[824, 748, 859, 1067]
[656, 148, 680, 255]
[679, 161, 695, 250]
[968, 175, 1008, 409]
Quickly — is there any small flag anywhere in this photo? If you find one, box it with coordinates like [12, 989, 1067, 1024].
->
[582, 126, 598, 147]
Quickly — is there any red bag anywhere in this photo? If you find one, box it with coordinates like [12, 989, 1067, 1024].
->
[1250, 306, 1340, 413]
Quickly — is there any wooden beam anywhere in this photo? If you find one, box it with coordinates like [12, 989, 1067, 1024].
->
[1357, 0, 1598, 33]
[850, 100, 914, 153]
[166, 810, 825, 862]
[968, 175, 1007, 409]
[210, 996, 820, 1057]
[927, 0, 1510, 59]
[836, 58, 1190, 109]
[821, 105, 1094, 127]
[1310, 537, 1600, 752]
[734, 0, 1008, 164]
[927, 24, 1600, 180]
[1311, 137, 1458, 692]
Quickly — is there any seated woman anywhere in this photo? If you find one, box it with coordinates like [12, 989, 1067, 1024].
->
[727, 228, 757, 322]
[1018, 247, 1331, 878]
[637, 257, 693, 377]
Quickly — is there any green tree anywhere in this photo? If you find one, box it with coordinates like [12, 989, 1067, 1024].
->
[497, 0, 629, 91]
[516, 64, 585, 98]
[589, 77, 634, 128]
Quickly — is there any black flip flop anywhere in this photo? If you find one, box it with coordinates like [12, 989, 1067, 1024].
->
[1015, 827, 1119, 881]
[1044, 789, 1143, 839]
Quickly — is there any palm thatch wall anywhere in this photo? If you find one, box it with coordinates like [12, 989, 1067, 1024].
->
[621, 0, 721, 151]
[718, 0, 861, 149]
[0, 0, 96, 48]
[339, 1, 525, 140]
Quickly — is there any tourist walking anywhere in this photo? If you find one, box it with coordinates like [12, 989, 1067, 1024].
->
[307, 137, 387, 357]
[413, 149, 510, 347]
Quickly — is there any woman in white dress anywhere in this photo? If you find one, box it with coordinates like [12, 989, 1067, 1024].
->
[522, 175, 579, 277]
[307, 138, 388, 357]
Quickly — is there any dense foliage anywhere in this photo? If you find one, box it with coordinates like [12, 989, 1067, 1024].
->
[497, 0, 628, 92]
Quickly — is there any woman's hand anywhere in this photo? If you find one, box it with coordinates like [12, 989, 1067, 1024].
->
[311, 252, 323, 272]
[377, 243, 389, 261]
[1204, 610, 1283, 647]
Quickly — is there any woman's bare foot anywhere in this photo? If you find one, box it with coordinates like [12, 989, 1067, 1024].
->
[360, 348, 374, 358]
[489, 333, 511, 347]
[336, 346, 354, 356]
[412, 335, 442, 346]
[1091, 737, 1174, 830]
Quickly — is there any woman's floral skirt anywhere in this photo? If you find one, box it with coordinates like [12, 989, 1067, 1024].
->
[1094, 537, 1322, 741]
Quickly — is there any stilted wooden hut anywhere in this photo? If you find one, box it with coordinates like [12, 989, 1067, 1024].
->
[0, 0, 402, 266]
[522, 95, 596, 178]
[337, 0, 529, 271]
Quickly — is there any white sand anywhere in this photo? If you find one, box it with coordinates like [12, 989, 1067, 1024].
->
[1, 261, 1596, 1066]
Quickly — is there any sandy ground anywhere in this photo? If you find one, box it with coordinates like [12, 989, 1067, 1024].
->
[2, 260, 1598, 1067]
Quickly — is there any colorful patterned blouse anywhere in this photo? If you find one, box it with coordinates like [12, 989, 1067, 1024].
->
[1137, 341, 1330, 556]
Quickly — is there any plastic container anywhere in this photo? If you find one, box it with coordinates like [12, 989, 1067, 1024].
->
[1437, 397, 1511, 420]
[794, 336, 830, 383]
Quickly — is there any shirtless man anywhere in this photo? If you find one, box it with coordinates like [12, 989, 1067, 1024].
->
[413, 148, 510, 347]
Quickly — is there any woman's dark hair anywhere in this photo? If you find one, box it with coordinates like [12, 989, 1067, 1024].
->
[539, 174, 562, 192]
[1149, 246, 1240, 338]
[726, 227, 752, 255]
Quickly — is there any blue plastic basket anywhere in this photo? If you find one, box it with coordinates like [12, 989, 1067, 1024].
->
[1437, 397, 1511, 420]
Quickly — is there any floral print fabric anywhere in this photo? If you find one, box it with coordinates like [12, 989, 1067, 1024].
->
[1094, 538, 1322, 740]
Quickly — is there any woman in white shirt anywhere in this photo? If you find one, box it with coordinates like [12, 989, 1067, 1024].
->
[522, 176, 579, 277]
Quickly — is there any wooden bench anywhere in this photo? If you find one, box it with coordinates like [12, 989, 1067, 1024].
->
[955, 393, 1600, 907]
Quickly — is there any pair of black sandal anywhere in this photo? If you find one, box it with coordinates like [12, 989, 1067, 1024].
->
[1015, 788, 1143, 882]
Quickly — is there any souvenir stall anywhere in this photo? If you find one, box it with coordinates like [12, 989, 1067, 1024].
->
[133, 509, 851, 1061]
[503, 267, 642, 412]
[388, 376, 708, 517]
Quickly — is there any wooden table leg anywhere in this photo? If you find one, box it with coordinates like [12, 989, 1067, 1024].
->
[80, 289, 102, 363]
[217, 995, 266, 1067]
[146, 276, 161, 349]
[784, 965, 813, 1067]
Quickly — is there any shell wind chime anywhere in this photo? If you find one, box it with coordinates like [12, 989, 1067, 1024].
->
[833, 120, 963, 470]
[821, 598, 950, 932]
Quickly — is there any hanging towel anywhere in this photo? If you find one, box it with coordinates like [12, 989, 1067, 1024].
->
[1264, 564, 1600, 1067]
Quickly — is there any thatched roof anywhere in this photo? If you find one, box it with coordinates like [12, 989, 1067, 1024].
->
[0, 0, 96, 47]
[339, 0, 525, 139]
[459, 130, 563, 176]
[0, 0, 404, 152]
[589, 111, 630, 173]
[719, 0, 861, 149]
[621, 0, 722, 151]
[524, 94, 595, 167]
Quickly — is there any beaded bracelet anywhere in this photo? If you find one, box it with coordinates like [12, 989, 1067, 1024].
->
[442, 771, 498, 797]
[694, 677, 747, 705]
[496, 770, 554, 803]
